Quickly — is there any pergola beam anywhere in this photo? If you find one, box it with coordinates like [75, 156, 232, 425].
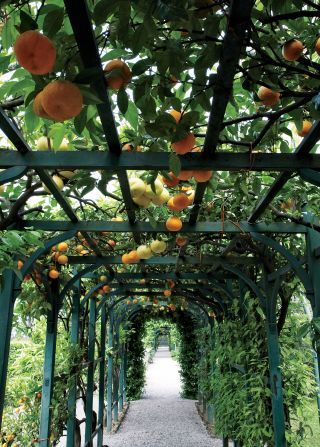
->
[13, 220, 308, 233]
[67, 255, 262, 266]
[3, 150, 320, 171]
[248, 120, 320, 223]
[190, 0, 255, 224]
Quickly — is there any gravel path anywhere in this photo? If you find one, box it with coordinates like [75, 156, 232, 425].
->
[105, 347, 223, 447]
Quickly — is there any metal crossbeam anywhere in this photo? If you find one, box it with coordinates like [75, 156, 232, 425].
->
[13, 220, 308, 233]
[190, 0, 255, 225]
[83, 272, 235, 280]
[0, 108, 102, 256]
[67, 255, 267, 266]
[3, 150, 320, 171]
[248, 120, 320, 222]
[63, 0, 137, 227]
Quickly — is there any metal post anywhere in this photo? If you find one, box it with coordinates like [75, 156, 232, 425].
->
[0, 269, 16, 430]
[66, 286, 80, 447]
[306, 227, 320, 420]
[85, 298, 96, 446]
[113, 324, 119, 423]
[223, 437, 229, 447]
[123, 347, 127, 403]
[264, 276, 286, 447]
[39, 291, 59, 447]
[119, 351, 124, 411]
[107, 308, 114, 432]
[97, 304, 107, 446]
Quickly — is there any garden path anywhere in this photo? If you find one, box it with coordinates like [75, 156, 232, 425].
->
[106, 346, 224, 447]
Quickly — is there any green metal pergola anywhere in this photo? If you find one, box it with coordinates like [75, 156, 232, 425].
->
[1, 1, 320, 447]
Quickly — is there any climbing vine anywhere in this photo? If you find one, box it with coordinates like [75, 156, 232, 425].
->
[196, 294, 317, 446]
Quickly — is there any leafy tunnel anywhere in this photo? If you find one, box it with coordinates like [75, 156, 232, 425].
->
[1, 1, 320, 447]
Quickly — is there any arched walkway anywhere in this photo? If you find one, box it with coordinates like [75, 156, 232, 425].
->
[107, 347, 222, 447]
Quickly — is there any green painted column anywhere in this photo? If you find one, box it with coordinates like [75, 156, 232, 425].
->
[123, 348, 127, 403]
[66, 285, 80, 447]
[97, 304, 107, 447]
[0, 269, 16, 430]
[264, 276, 286, 447]
[306, 227, 320, 419]
[107, 308, 114, 432]
[39, 292, 59, 447]
[113, 324, 120, 423]
[84, 298, 96, 445]
[118, 350, 124, 411]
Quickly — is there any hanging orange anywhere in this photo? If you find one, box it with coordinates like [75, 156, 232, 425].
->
[13, 30, 56, 75]
[41, 80, 83, 121]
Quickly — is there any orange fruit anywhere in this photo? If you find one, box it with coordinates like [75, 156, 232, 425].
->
[166, 216, 183, 232]
[172, 193, 190, 210]
[58, 242, 68, 252]
[172, 133, 196, 154]
[161, 172, 179, 188]
[176, 236, 188, 247]
[296, 120, 312, 137]
[315, 37, 320, 56]
[177, 170, 194, 181]
[170, 110, 182, 123]
[13, 30, 56, 75]
[164, 289, 172, 297]
[33, 91, 52, 119]
[167, 197, 180, 212]
[107, 239, 116, 248]
[49, 269, 59, 279]
[104, 59, 131, 90]
[257, 86, 280, 106]
[121, 253, 130, 264]
[41, 80, 83, 121]
[57, 254, 68, 265]
[122, 143, 133, 151]
[193, 170, 213, 182]
[17, 260, 24, 269]
[282, 39, 304, 61]
[103, 285, 111, 293]
[127, 250, 140, 263]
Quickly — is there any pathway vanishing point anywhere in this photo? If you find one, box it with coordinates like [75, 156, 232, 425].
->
[106, 347, 223, 447]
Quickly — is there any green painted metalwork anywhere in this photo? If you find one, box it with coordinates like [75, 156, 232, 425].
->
[97, 305, 107, 446]
[66, 283, 80, 447]
[251, 233, 313, 300]
[0, 166, 27, 185]
[0, 270, 16, 429]
[299, 168, 320, 187]
[39, 286, 59, 447]
[107, 307, 114, 432]
[248, 120, 320, 223]
[84, 298, 96, 445]
[4, 149, 320, 171]
[113, 324, 120, 423]
[264, 275, 287, 447]
[13, 220, 309, 233]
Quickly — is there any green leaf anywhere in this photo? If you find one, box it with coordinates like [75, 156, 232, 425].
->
[117, 88, 129, 114]
[169, 152, 181, 176]
[0, 55, 11, 72]
[74, 107, 88, 135]
[49, 124, 66, 150]
[25, 103, 40, 133]
[19, 10, 38, 33]
[131, 59, 151, 76]
[125, 101, 139, 130]
[43, 8, 64, 38]
[93, 0, 118, 26]
[2, 16, 19, 50]
[79, 86, 104, 105]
